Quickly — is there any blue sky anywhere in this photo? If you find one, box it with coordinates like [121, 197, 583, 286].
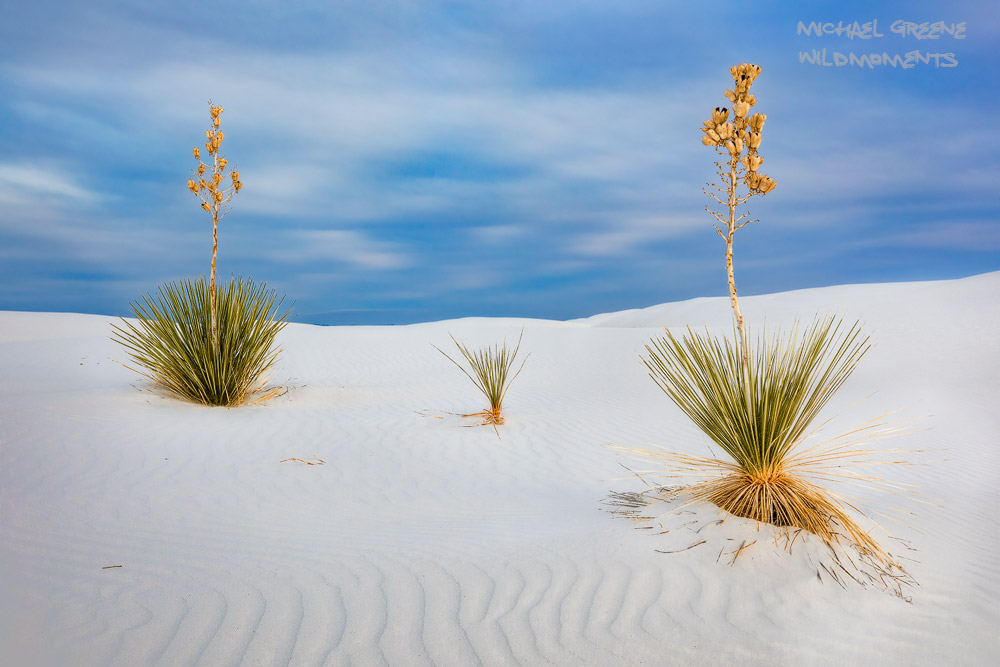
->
[1, 0, 997, 325]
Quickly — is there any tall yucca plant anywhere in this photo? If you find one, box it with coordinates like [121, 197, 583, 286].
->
[112, 277, 289, 406]
[113, 101, 289, 407]
[435, 330, 528, 425]
[612, 64, 909, 572]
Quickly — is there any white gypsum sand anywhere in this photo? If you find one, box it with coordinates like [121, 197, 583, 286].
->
[1, 272, 998, 666]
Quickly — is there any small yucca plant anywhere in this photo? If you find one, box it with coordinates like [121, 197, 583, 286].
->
[435, 330, 528, 426]
[112, 276, 289, 406]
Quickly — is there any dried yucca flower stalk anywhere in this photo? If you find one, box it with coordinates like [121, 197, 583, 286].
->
[187, 101, 243, 349]
[701, 63, 776, 375]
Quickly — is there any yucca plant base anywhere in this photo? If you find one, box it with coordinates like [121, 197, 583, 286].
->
[702, 470, 884, 554]
[112, 276, 289, 407]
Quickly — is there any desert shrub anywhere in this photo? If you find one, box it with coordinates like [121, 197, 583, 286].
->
[636, 316, 896, 562]
[112, 276, 289, 406]
[435, 330, 528, 425]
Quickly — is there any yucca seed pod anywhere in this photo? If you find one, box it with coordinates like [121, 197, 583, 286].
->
[712, 106, 729, 124]
[724, 89, 736, 102]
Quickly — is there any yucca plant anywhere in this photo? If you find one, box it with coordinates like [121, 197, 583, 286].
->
[610, 63, 910, 574]
[112, 276, 289, 406]
[113, 101, 289, 407]
[435, 330, 528, 426]
[629, 317, 900, 563]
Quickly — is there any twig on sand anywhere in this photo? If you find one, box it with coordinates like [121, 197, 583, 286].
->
[725, 539, 757, 565]
[696, 519, 725, 533]
[656, 540, 706, 554]
[280, 457, 325, 465]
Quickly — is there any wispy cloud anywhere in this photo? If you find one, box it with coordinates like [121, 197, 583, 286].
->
[276, 230, 413, 270]
[0, 162, 102, 206]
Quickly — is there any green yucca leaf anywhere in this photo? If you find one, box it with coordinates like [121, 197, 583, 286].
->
[111, 276, 290, 406]
[642, 316, 869, 476]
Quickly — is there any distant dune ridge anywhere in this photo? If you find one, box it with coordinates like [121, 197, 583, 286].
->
[1, 272, 998, 666]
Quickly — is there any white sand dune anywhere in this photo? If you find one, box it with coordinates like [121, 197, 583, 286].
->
[1, 272, 998, 666]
